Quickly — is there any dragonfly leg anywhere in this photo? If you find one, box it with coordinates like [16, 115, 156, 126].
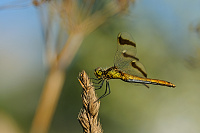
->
[89, 77, 104, 85]
[89, 77, 98, 80]
[95, 80, 104, 90]
[104, 80, 111, 97]
[96, 80, 111, 101]
[88, 78, 103, 88]
[92, 79, 103, 84]
[89, 77, 102, 81]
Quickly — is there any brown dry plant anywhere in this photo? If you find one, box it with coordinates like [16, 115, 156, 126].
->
[30, 0, 133, 133]
[78, 71, 102, 133]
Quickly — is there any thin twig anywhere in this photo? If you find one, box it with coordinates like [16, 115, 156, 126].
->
[78, 71, 103, 133]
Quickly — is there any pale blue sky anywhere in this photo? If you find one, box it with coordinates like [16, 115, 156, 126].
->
[0, 0, 44, 93]
[132, 0, 200, 55]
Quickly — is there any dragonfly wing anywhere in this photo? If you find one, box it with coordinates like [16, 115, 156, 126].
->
[114, 32, 147, 78]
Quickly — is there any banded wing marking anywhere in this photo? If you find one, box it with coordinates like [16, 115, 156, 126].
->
[114, 32, 147, 78]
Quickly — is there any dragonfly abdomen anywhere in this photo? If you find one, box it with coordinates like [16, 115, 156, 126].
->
[124, 75, 176, 88]
[145, 78, 175, 87]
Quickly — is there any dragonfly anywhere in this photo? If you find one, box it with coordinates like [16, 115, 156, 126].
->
[93, 32, 176, 100]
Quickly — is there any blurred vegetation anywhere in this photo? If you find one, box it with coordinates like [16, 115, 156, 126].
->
[0, 0, 200, 133]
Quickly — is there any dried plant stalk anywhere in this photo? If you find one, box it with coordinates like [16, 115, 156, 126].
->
[30, 0, 133, 133]
[78, 71, 103, 133]
[30, 66, 65, 133]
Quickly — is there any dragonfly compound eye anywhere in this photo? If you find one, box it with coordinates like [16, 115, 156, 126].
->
[94, 67, 103, 78]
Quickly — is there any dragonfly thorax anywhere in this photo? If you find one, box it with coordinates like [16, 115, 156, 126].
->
[94, 67, 104, 79]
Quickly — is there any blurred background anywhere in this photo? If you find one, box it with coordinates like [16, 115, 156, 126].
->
[0, 0, 200, 133]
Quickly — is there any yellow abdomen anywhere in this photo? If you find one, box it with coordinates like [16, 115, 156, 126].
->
[122, 73, 175, 88]
[104, 68, 175, 88]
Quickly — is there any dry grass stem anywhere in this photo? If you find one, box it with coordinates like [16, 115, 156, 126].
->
[78, 71, 102, 133]
[30, 66, 65, 133]
[31, 0, 133, 133]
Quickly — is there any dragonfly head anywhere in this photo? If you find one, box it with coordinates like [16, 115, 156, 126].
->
[94, 67, 103, 79]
